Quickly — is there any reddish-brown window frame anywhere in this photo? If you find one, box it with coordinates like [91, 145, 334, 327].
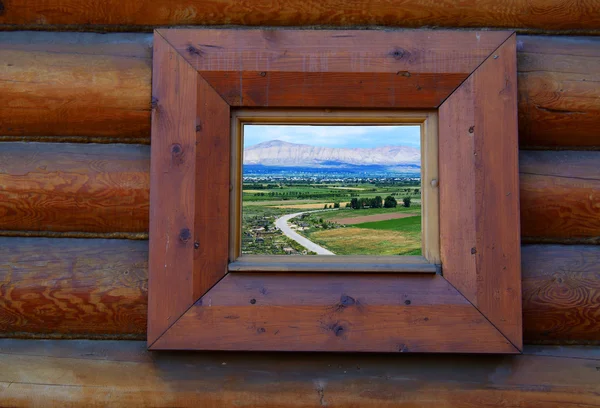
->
[148, 29, 522, 353]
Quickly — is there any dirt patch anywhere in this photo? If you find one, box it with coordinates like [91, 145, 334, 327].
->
[331, 212, 418, 225]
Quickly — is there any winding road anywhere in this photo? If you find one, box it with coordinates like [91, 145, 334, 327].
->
[274, 211, 335, 255]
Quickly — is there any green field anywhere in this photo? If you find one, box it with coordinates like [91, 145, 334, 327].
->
[241, 179, 422, 256]
[355, 215, 422, 233]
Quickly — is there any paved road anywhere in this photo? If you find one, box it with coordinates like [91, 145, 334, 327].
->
[274, 211, 335, 255]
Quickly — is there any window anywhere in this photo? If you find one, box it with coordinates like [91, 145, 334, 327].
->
[229, 110, 440, 273]
[149, 29, 522, 353]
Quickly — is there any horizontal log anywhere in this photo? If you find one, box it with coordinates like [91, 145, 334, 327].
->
[2, 32, 599, 149]
[520, 151, 600, 240]
[518, 36, 600, 148]
[0, 143, 149, 233]
[0, 31, 151, 141]
[1, 238, 598, 343]
[522, 245, 600, 343]
[3, 144, 598, 241]
[1, 0, 600, 31]
[0, 238, 147, 338]
[0, 339, 598, 407]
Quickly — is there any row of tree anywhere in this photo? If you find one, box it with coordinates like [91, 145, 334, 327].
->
[347, 196, 411, 209]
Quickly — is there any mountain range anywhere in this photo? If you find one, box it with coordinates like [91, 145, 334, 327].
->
[244, 140, 420, 169]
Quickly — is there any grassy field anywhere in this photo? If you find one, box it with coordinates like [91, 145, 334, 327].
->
[241, 180, 422, 256]
[300, 215, 422, 256]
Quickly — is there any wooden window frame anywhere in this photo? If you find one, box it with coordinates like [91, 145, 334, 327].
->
[149, 29, 522, 353]
[229, 109, 440, 272]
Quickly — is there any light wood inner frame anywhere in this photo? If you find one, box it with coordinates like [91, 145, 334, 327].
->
[229, 109, 440, 273]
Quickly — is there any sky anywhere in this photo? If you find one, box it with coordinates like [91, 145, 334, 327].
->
[243, 125, 421, 149]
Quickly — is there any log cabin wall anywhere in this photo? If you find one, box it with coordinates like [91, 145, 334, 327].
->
[0, 2, 599, 406]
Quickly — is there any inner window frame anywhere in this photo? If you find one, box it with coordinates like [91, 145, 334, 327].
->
[228, 109, 440, 273]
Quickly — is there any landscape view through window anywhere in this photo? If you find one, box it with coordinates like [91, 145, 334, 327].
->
[241, 124, 422, 256]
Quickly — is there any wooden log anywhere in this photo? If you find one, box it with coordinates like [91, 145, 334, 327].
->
[520, 151, 600, 241]
[2, 32, 599, 149]
[0, 238, 148, 338]
[1, 0, 600, 31]
[3, 145, 598, 241]
[0, 339, 598, 407]
[0, 32, 152, 141]
[0, 143, 149, 233]
[1, 238, 598, 343]
[522, 245, 600, 343]
[518, 35, 600, 148]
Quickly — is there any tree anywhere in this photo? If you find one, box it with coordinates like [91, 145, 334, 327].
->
[384, 195, 397, 208]
[350, 197, 359, 209]
[371, 196, 383, 208]
[333, 202, 340, 208]
[403, 197, 411, 207]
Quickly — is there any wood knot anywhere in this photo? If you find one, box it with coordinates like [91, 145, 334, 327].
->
[471, 247, 477, 254]
[171, 143, 182, 154]
[469, 126, 475, 134]
[187, 45, 203, 56]
[260, 71, 267, 77]
[179, 228, 191, 243]
[256, 327, 266, 334]
[151, 97, 159, 110]
[340, 295, 355, 306]
[196, 124, 203, 132]
[171, 143, 184, 164]
[389, 48, 408, 60]
[250, 298, 257, 304]
[333, 325, 345, 337]
[398, 344, 409, 352]
[404, 300, 411, 305]
[194, 241, 200, 249]
[397, 71, 411, 77]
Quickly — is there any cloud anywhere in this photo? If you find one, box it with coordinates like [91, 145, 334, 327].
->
[243, 125, 420, 149]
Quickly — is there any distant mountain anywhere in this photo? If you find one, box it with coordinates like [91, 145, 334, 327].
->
[244, 140, 420, 169]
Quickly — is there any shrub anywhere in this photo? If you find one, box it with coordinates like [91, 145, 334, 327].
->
[384, 195, 397, 208]
[403, 197, 411, 207]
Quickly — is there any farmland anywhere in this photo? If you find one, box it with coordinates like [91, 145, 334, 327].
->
[241, 169, 421, 256]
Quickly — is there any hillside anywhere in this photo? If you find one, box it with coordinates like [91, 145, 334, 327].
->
[244, 140, 420, 168]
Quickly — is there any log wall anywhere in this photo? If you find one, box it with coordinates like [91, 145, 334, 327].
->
[0, 339, 599, 407]
[1, 5, 600, 406]
[0, 31, 599, 344]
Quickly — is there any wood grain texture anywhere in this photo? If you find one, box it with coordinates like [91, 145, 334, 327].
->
[0, 32, 151, 141]
[150, 29, 520, 353]
[1, 146, 597, 241]
[522, 245, 600, 343]
[147, 33, 199, 345]
[161, 29, 510, 109]
[520, 151, 600, 240]
[439, 35, 522, 349]
[2, 240, 598, 343]
[193, 73, 231, 307]
[1, 0, 600, 31]
[0, 143, 149, 233]
[153, 273, 516, 352]
[518, 35, 600, 148]
[202, 71, 466, 109]
[0, 238, 147, 338]
[0, 340, 599, 407]
[2, 32, 598, 148]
